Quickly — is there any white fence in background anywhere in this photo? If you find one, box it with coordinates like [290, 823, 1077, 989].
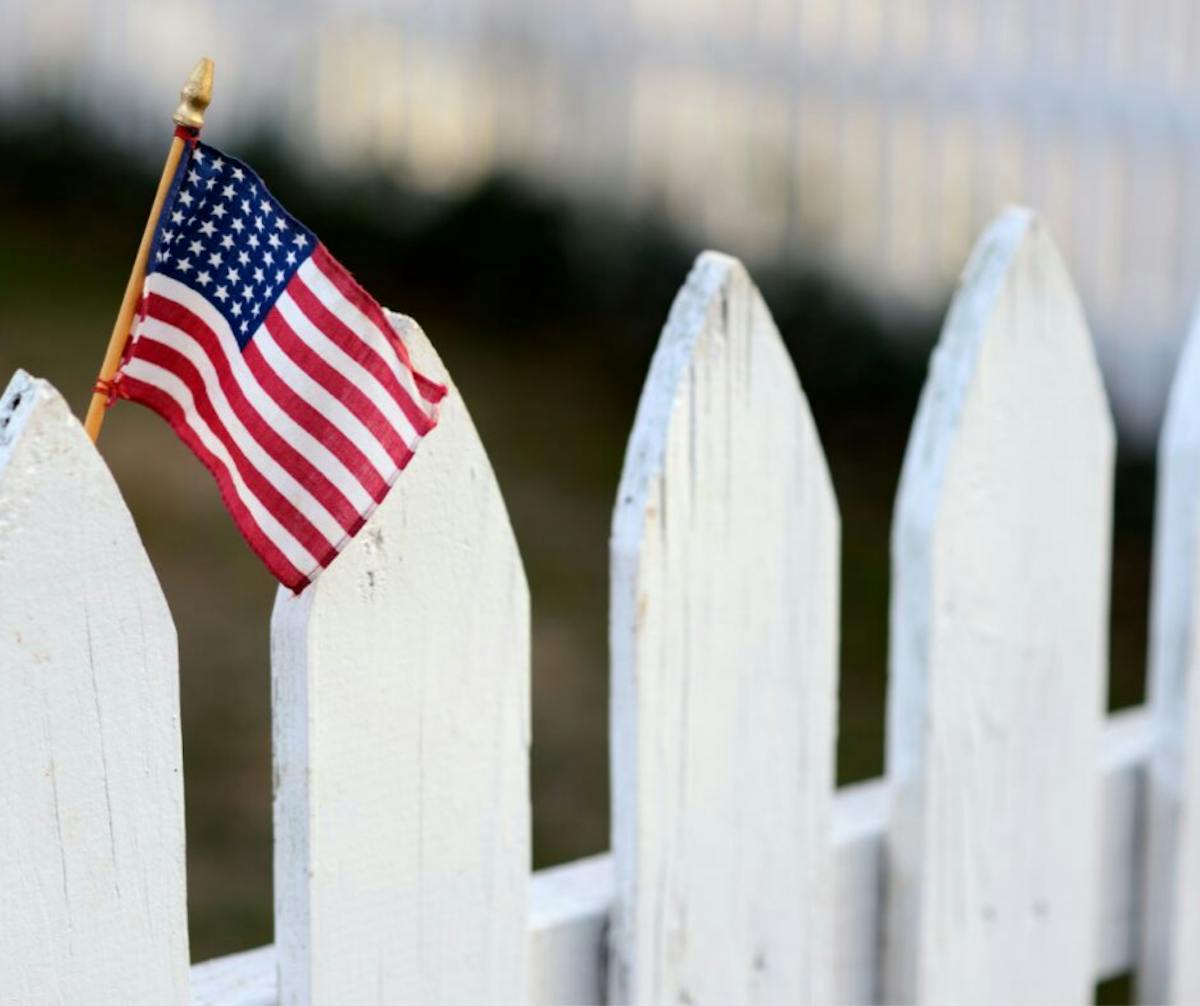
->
[4, 205, 1200, 1004]
[3, 0, 1199, 441]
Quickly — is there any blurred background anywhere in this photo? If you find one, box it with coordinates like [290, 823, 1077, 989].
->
[0, 0, 1185, 997]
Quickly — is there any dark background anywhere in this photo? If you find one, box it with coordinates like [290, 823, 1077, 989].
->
[0, 119, 1152, 1001]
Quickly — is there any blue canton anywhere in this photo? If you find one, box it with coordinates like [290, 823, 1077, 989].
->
[148, 141, 316, 349]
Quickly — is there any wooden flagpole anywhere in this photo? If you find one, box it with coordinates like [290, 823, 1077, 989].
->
[83, 57, 214, 442]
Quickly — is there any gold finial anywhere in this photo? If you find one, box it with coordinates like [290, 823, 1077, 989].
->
[173, 57, 214, 129]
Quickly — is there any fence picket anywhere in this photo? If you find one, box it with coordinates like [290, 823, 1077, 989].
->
[0, 371, 189, 1004]
[885, 208, 1115, 1003]
[609, 252, 840, 1003]
[270, 314, 530, 1005]
[1141, 307, 1200, 1003]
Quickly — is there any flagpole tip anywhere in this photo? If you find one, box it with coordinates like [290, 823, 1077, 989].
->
[173, 57, 214, 130]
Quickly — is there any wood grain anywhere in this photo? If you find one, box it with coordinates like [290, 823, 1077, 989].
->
[271, 315, 530, 1004]
[0, 371, 189, 1004]
[609, 252, 840, 1003]
[885, 208, 1115, 1003]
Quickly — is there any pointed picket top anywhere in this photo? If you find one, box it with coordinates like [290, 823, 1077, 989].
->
[271, 314, 530, 1004]
[609, 252, 840, 1003]
[886, 208, 1115, 1003]
[0, 371, 188, 1003]
[1141, 306, 1200, 1003]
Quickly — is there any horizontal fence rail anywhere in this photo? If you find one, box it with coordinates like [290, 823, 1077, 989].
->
[188, 707, 1151, 1006]
[5, 203, 1200, 1004]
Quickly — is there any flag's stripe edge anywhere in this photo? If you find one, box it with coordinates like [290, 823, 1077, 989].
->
[310, 246, 447, 406]
[137, 309, 356, 546]
[144, 275, 383, 512]
[250, 317, 400, 484]
[119, 369, 320, 588]
[263, 307, 417, 471]
[275, 289, 424, 446]
[291, 262, 436, 437]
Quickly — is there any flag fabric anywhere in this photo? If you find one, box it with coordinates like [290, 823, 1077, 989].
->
[112, 134, 447, 592]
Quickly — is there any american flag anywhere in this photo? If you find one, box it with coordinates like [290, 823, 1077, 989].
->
[114, 137, 446, 591]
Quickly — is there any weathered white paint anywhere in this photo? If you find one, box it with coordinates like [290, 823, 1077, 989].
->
[886, 208, 1115, 1004]
[188, 707, 1152, 1006]
[528, 854, 613, 1006]
[271, 314, 530, 1004]
[191, 946, 277, 1006]
[0, 371, 189, 1004]
[1141, 306, 1200, 1003]
[609, 251, 840, 1003]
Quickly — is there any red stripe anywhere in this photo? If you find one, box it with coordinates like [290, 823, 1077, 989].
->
[312, 244, 447, 406]
[143, 294, 364, 534]
[288, 272, 435, 437]
[264, 307, 416, 471]
[240, 339, 390, 504]
[131, 338, 339, 569]
[413, 372, 448, 405]
[119, 375, 311, 592]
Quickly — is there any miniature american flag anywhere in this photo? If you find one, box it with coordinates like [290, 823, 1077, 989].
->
[114, 137, 446, 591]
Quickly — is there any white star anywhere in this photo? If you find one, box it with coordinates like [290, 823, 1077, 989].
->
[162, 230, 174, 244]
[238, 250, 250, 265]
[177, 258, 192, 273]
[240, 319, 249, 335]
[248, 234, 260, 249]
[274, 216, 288, 231]
[208, 251, 223, 267]
[205, 177, 216, 190]
[232, 218, 245, 234]
[242, 284, 254, 301]
[254, 216, 265, 232]
[189, 240, 203, 256]
[267, 233, 281, 250]
[171, 209, 184, 225]
[212, 203, 227, 219]
[240, 199, 251, 215]
[212, 157, 225, 172]
[193, 148, 205, 163]
[263, 251, 274, 266]
[252, 301, 261, 314]
[275, 269, 285, 284]
[226, 267, 240, 284]
[222, 184, 235, 199]
[215, 285, 228, 302]
[231, 301, 242, 317]
[197, 270, 212, 287]
[293, 233, 308, 247]
[199, 220, 216, 238]
[179, 190, 194, 207]
[231, 166, 244, 181]
[260, 200, 272, 215]
[155, 249, 167, 263]
[285, 250, 297, 265]
[221, 234, 234, 250]
[253, 267, 265, 283]
[187, 168, 200, 185]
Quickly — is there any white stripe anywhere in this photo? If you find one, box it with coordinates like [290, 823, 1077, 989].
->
[142, 274, 378, 514]
[298, 256, 433, 412]
[122, 358, 321, 579]
[275, 290, 423, 446]
[251, 322, 399, 480]
[136, 315, 347, 549]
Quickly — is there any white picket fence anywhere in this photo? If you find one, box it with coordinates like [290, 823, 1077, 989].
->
[3, 205, 1200, 1004]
